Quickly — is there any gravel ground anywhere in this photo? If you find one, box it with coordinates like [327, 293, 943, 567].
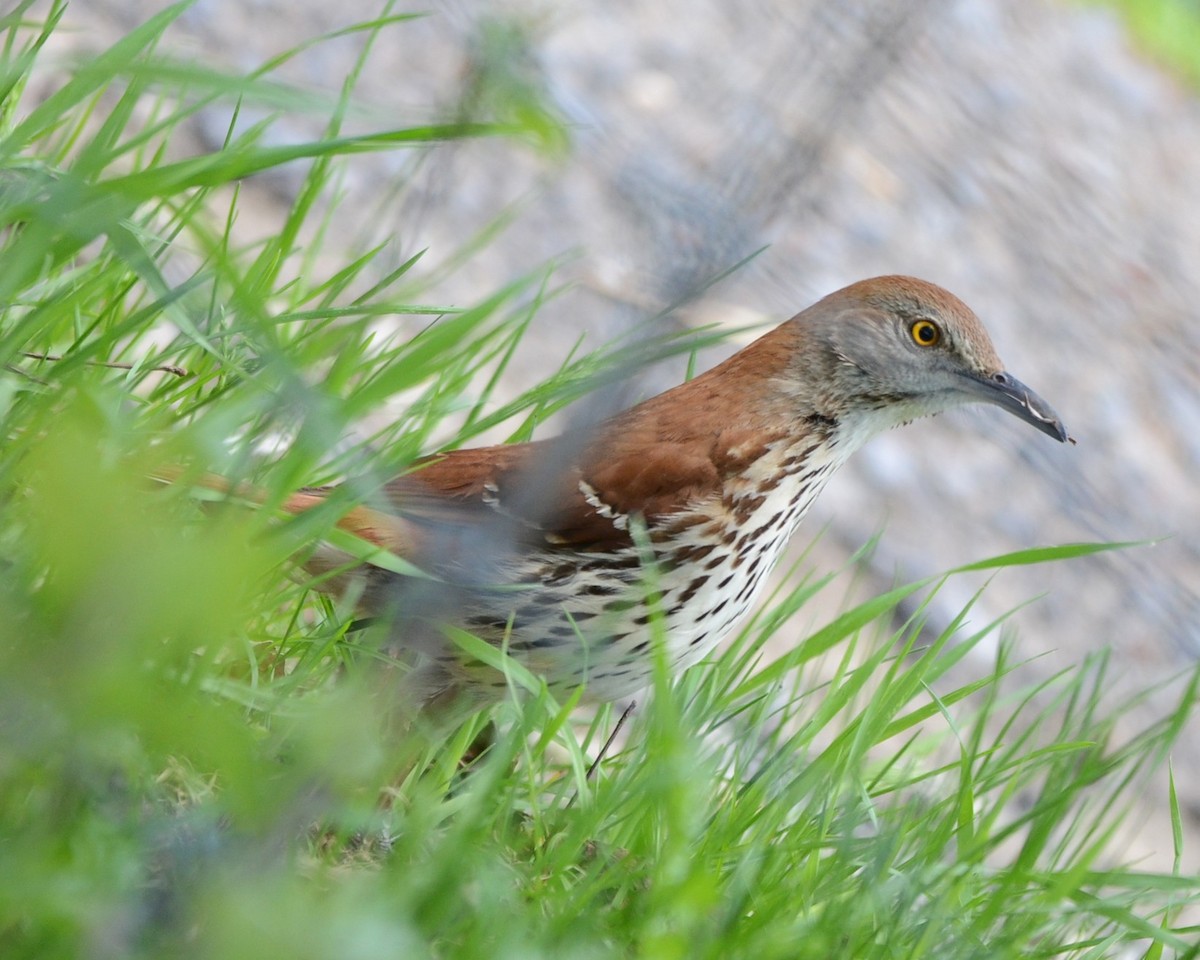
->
[55, 0, 1200, 868]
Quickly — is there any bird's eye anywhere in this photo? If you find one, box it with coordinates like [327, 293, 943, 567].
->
[910, 319, 941, 347]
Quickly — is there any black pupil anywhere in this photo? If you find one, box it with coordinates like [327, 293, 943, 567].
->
[917, 323, 934, 342]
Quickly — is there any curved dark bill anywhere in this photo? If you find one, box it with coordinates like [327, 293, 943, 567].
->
[959, 370, 1070, 442]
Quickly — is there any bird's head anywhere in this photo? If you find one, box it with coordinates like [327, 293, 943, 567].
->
[793, 275, 1069, 444]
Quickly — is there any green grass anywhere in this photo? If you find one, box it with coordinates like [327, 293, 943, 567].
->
[1, 5, 1198, 958]
[1089, 0, 1200, 89]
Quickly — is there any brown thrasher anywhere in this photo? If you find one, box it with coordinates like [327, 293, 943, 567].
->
[184, 276, 1069, 712]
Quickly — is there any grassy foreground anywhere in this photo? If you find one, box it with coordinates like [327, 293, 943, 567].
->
[0, 5, 1197, 958]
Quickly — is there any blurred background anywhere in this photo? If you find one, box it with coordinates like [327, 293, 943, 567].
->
[51, 0, 1200, 858]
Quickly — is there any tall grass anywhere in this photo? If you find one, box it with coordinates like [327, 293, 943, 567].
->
[1088, 0, 1200, 90]
[1, 5, 1197, 958]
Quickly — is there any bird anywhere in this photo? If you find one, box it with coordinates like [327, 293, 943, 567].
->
[176, 275, 1070, 715]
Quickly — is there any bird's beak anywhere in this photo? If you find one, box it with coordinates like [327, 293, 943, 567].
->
[959, 370, 1071, 443]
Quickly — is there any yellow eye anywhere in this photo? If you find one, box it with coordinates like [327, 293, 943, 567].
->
[910, 319, 941, 347]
